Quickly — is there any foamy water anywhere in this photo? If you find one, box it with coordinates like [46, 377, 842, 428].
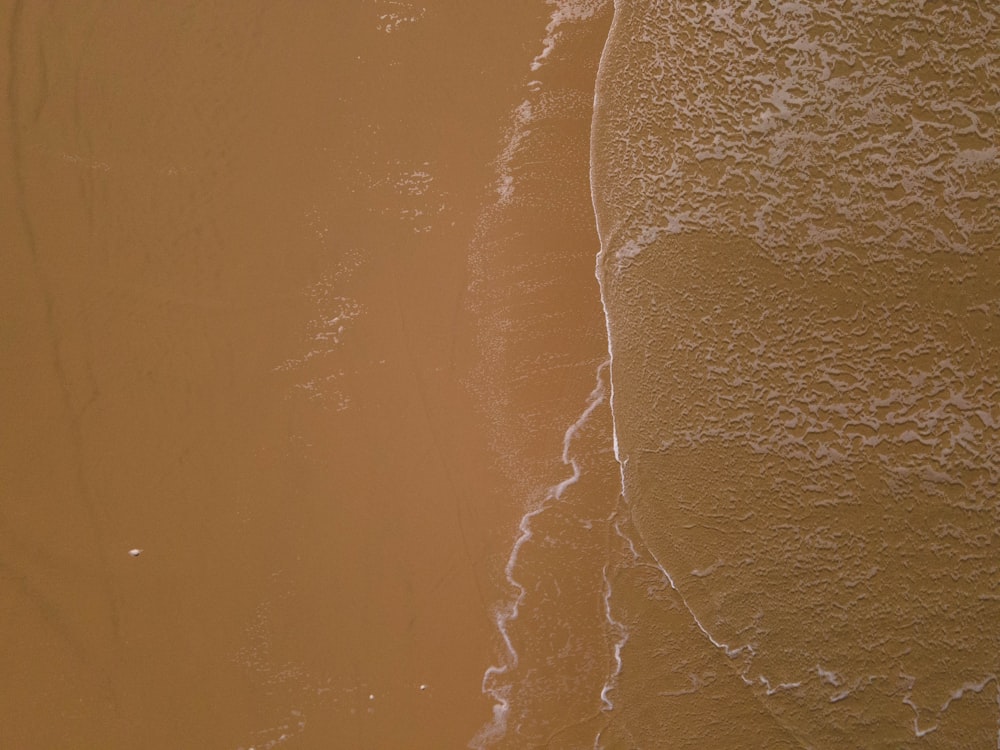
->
[590, 1, 1000, 747]
[595, 1, 998, 267]
[465, 2, 625, 747]
[474, 0, 999, 748]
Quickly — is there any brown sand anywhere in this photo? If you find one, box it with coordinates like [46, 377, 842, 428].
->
[2, 1, 615, 748]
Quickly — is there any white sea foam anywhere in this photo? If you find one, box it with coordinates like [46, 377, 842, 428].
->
[273, 245, 367, 412]
[598, 560, 627, 712]
[590, 0, 819, 716]
[589, 0, 1000, 745]
[596, 1, 998, 264]
[531, 0, 609, 72]
[493, 100, 534, 206]
[372, 0, 426, 34]
[472, 363, 611, 749]
[471, 5, 620, 745]
[903, 672, 1000, 738]
[587, 14, 635, 730]
[585, 9, 638, 732]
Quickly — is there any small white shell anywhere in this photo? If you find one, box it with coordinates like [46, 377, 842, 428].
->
[128, 548, 143, 557]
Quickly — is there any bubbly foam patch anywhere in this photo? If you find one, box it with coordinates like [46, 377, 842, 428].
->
[595, 1, 998, 266]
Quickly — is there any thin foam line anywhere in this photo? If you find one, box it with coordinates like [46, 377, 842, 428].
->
[471, 363, 612, 749]
[588, 0, 759, 703]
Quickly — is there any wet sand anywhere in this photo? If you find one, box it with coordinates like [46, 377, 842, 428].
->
[2, 1, 615, 747]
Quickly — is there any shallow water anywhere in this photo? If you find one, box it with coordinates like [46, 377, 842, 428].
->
[592, 2, 1000, 747]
